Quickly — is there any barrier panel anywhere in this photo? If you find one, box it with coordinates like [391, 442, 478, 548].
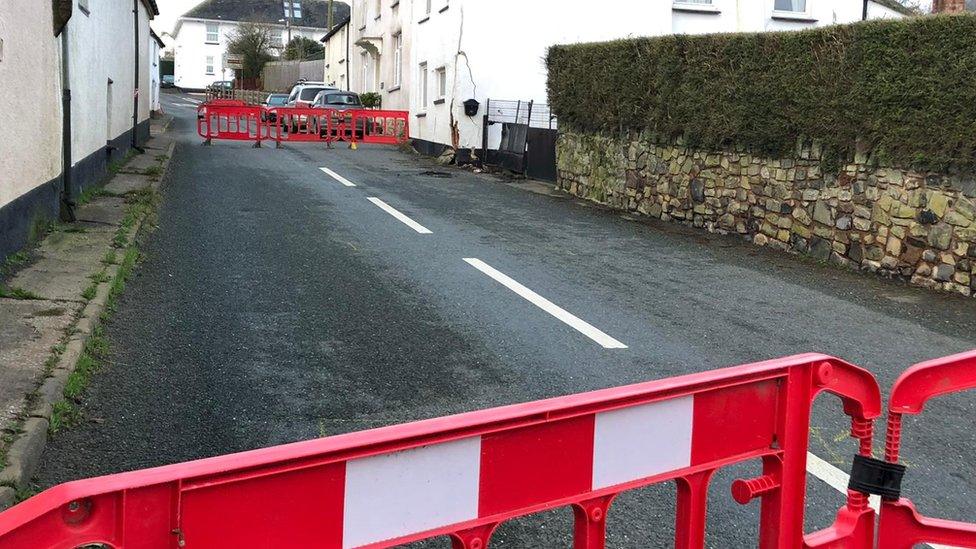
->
[0, 353, 885, 548]
[267, 106, 345, 146]
[350, 109, 410, 145]
[197, 102, 267, 147]
[876, 350, 976, 549]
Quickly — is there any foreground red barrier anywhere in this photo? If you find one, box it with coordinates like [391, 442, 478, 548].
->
[0, 353, 892, 548]
[876, 350, 976, 549]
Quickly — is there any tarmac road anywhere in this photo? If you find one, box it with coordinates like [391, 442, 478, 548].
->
[35, 90, 976, 547]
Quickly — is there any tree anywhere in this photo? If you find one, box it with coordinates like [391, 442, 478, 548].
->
[227, 23, 276, 81]
[283, 36, 324, 61]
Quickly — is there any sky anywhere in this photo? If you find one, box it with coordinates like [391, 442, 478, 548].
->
[152, 0, 207, 37]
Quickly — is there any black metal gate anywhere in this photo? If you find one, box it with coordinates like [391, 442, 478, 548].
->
[481, 99, 558, 182]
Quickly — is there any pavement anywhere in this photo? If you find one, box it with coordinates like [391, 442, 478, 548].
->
[0, 116, 173, 507]
[28, 90, 976, 546]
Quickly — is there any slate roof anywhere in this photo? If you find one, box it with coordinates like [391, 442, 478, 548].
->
[182, 0, 349, 29]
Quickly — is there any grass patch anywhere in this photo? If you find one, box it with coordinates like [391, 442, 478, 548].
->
[143, 165, 164, 178]
[81, 283, 98, 301]
[49, 328, 108, 434]
[88, 270, 111, 284]
[77, 185, 109, 207]
[108, 150, 137, 175]
[0, 286, 42, 300]
[102, 250, 118, 265]
[113, 188, 159, 249]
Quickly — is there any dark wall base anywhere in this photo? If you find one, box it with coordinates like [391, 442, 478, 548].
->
[411, 138, 450, 158]
[0, 177, 61, 263]
[1, 117, 151, 264]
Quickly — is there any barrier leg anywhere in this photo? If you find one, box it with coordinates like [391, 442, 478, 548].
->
[572, 495, 615, 549]
[675, 470, 714, 549]
[450, 524, 497, 549]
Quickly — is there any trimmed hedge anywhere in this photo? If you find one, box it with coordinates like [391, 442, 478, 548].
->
[547, 15, 976, 172]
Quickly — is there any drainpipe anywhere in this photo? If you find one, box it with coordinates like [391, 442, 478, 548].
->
[132, 0, 143, 152]
[862, 0, 869, 20]
[59, 21, 76, 222]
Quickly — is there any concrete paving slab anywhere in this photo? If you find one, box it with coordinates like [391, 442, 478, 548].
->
[8, 231, 114, 301]
[74, 196, 127, 227]
[119, 152, 164, 174]
[0, 299, 77, 434]
[103, 173, 154, 195]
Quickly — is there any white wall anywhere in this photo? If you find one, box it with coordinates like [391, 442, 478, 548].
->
[67, 0, 141, 163]
[174, 18, 327, 90]
[324, 24, 350, 89]
[347, 0, 412, 111]
[150, 37, 162, 113]
[0, 0, 63, 209]
[673, 0, 905, 34]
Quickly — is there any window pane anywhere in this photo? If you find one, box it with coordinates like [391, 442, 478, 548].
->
[774, 0, 806, 11]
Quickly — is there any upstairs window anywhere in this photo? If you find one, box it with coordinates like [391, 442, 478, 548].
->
[205, 23, 219, 43]
[284, 1, 302, 19]
[205, 55, 215, 75]
[393, 33, 402, 88]
[774, 0, 807, 12]
[435, 66, 446, 99]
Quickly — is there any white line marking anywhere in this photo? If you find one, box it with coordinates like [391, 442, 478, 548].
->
[319, 166, 357, 187]
[805, 453, 951, 549]
[367, 197, 433, 234]
[463, 258, 628, 349]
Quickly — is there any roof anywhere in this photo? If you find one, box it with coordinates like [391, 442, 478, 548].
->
[150, 28, 165, 47]
[141, 0, 159, 17]
[319, 14, 350, 42]
[181, 0, 349, 29]
[870, 0, 917, 16]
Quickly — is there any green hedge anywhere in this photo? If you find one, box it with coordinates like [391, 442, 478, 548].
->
[547, 15, 976, 172]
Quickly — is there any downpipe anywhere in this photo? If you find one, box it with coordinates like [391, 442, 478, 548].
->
[59, 14, 75, 222]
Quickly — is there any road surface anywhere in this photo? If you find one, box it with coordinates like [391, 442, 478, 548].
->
[35, 90, 976, 546]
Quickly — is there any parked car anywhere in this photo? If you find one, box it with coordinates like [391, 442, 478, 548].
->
[284, 82, 337, 132]
[161, 75, 175, 88]
[261, 93, 290, 122]
[312, 91, 365, 139]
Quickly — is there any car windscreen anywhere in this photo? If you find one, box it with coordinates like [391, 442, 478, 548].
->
[300, 87, 330, 101]
[267, 95, 289, 106]
[323, 94, 361, 106]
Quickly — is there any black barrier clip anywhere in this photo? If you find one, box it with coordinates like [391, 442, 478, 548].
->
[848, 454, 906, 501]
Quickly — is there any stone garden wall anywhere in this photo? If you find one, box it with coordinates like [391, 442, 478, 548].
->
[556, 132, 976, 297]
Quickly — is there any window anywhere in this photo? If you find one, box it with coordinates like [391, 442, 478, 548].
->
[206, 55, 215, 75]
[360, 0, 368, 27]
[435, 66, 446, 99]
[205, 23, 219, 43]
[418, 62, 428, 108]
[284, 1, 302, 19]
[425, 0, 432, 15]
[392, 33, 402, 88]
[774, 0, 806, 11]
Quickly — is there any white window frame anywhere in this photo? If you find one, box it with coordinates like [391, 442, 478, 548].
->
[205, 55, 215, 75]
[772, 0, 811, 17]
[205, 22, 219, 43]
[392, 33, 402, 88]
[418, 62, 428, 109]
[672, 0, 720, 13]
[435, 66, 446, 100]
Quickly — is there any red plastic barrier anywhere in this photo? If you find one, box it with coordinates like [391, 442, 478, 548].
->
[267, 106, 345, 145]
[349, 109, 409, 145]
[197, 102, 266, 146]
[0, 353, 882, 548]
[877, 350, 976, 549]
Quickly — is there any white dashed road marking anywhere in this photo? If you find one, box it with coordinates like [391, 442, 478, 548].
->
[320, 166, 357, 187]
[367, 197, 433, 234]
[463, 258, 628, 349]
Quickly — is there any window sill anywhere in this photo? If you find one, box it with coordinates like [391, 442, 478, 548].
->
[433, 98, 446, 105]
[205, 41, 219, 45]
[672, 3, 720, 14]
[439, 4, 449, 13]
[771, 11, 817, 22]
[391, 0, 399, 5]
[374, 15, 381, 20]
[359, 25, 367, 31]
[339, 59, 345, 64]
[387, 85, 401, 93]
[416, 112, 427, 118]
[79, 4, 91, 16]
[418, 16, 429, 24]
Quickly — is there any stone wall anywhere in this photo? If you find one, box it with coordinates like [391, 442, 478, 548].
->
[556, 132, 976, 297]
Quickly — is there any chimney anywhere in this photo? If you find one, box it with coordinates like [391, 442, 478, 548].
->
[932, 0, 966, 13]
